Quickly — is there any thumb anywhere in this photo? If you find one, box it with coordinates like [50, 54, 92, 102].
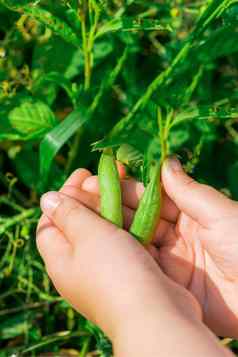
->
[40, 191, 117, 245]
[162, 157, 237, 227]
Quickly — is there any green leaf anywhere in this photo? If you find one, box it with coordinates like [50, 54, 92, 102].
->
[172, 104, 238, 128]
[8, 99, 57, 139]
[96, 16, 171, 38]
[22, 5, 80, 47]
[95, 0, 236, 150]
[121, 17, 172, 32]
[40, 107, 91, 189]
[0, 0, 31, 8]
[0, 314, 31, 340]
[196, 25, 238, 61]
[90, 47, 128, 112]
[116, 144, 143, 167]
[193, 0, 235, 39]
[32, 72, 77, 107]
[32, 37, 78, 78]
[13, 145, 38, 190]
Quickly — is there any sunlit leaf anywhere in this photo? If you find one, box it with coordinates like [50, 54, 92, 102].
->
[7, 99, 57, 140]
[40, 107, 91, 189]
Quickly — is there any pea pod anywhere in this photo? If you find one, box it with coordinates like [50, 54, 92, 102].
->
[98, 149, 123, 228]
[129, 161, 161, 245]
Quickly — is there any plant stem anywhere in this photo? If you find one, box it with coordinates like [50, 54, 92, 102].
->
[158, 108, 169, 164]
[80, 336, 91, 357]
[0, 208, 40, 236]
[81, 9, 91, 91]
[67, 0, 101, 172]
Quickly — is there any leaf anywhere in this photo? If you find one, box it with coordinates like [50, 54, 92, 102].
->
[172, 104, 238, 128]
[169, 126, 190, 152]
[23, 5, 80, 47]
[8, 99, 57, 139]
[40, 107, 91, 189]
[96, 16, 171, 38]
[116, 144, 143, 167]
[13, 145, 38, 190]
[32, 72, 77, 107]
[22, 5, 80, 47]
[32, 36, 78, 78]
[0, 314, 31, 340]
[121, 17, 172, 32]
[90, 47, 128, 112]
[193, 0, 235, 39]
[0, 0, 31, 8]
[94, 0, 236, 150]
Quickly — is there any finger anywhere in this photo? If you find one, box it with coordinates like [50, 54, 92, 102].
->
[37, 214, 51, 233]
[116, 161, 127, 179]
[61, 168, 92, 190]
[40, 191, 122, 245]
[36, 224, 72, 277]
[38, 169, 92, 232]
[121, 180, 179, 223]
[162, 157, 237, 227]
[62, 185, 171, 244]
[56, 185, 134, 230]
[82, 176, 179, 223]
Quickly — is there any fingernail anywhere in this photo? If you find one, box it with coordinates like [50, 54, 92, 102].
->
[40, 192, 61, 215]
[164, 156, 182, 172]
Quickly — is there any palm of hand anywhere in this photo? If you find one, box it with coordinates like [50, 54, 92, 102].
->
[154, 205, 238, 338]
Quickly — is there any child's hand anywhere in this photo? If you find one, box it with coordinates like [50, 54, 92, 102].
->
[82, 158, 238, 338]
[37, 169, 200, 344]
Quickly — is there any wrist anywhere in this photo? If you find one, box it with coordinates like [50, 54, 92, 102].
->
[111, 277, 202, 351]
[113, 297, 230, 357]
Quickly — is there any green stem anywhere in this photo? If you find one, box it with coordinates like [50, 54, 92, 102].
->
[0, 208, 40, 236]
[158, 108, 169, 164]
[21, 331, 89, 355]
[67, 1, 101, 172]
[81, 16, 91, 91]
[80, 336, 91, 357]
[0, 195, 24, 212]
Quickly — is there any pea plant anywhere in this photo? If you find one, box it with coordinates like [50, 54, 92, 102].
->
[0, 0, 238, 355]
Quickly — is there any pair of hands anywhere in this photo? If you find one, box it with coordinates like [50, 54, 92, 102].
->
[37, 157, 238, 343]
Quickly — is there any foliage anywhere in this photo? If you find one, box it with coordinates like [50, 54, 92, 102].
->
[0, 0, 238, 355]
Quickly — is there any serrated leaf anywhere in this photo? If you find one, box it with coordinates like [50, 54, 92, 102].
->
[172, 104, 238, 128]
[121, 17, 172, 32]
[40, 107, 91, 189]
[8, 100, 57, 139]
[96, 16, 171, 38]
[22, 5, 80, 47]
[116, 144, 143, 167]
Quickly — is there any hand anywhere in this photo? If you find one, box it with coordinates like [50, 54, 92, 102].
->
[36, 169, 200, 345]
[82, 157, 238, 338]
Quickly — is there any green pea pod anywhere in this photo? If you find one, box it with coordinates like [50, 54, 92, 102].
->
[98, 149, 123, 228]
[129, 161, 161, 245]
